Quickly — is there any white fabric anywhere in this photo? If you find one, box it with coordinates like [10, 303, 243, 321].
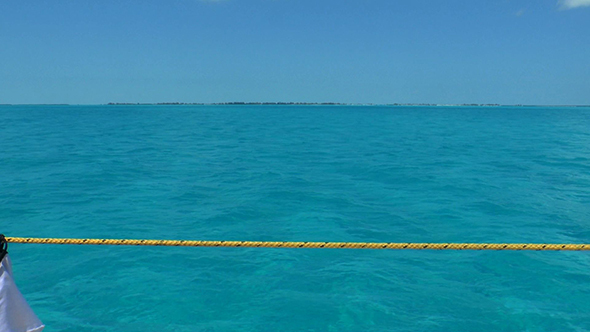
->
[0, 255, 44, 332]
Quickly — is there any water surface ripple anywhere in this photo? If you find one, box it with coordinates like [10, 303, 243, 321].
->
[1, 105, 590, 331]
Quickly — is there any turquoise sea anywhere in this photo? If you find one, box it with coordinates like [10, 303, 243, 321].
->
[2, 105, 590, 332]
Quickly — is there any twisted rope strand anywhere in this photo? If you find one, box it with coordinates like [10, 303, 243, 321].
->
[5, 237, 589, 251]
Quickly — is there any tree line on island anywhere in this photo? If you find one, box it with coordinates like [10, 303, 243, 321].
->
[106, 102, 504, 106]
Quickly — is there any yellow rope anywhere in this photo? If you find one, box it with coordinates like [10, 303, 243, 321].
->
[5, 237, 590, 251]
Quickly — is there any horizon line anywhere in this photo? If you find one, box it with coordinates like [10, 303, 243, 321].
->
[1, 102, 590, 107]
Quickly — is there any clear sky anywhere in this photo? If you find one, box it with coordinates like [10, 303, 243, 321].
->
[1, 0, 589, 105]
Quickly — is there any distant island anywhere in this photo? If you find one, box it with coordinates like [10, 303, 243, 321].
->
[107, 102, 503, 106]
[106, 102, 501, 106]
[105, 102, 590, 107]
[107, 102, 349, 106]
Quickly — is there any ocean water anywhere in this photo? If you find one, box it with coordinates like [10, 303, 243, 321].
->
[1, 105, 590, 332]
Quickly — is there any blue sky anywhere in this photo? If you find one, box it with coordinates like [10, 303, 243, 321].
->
[0, 0, 589, 105]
